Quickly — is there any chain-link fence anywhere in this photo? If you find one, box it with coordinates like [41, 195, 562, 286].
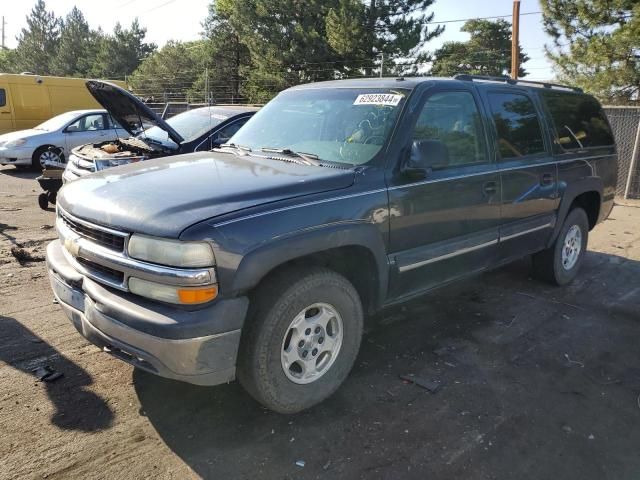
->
[604, 106, 640, 199]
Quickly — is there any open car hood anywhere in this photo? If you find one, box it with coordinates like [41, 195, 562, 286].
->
[85, 80, 184, 145]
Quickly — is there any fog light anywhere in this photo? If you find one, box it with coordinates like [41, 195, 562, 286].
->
[128, 277, 218, 305]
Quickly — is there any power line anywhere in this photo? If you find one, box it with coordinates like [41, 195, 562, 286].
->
[426, 11, 542, 25]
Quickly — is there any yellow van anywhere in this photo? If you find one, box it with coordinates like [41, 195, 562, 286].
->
[0, 74, 128, 134]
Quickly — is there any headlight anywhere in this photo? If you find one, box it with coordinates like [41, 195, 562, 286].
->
[129, 277, 218, 305]
[4, 138, 27, 147]
[127, 234, 215, 268]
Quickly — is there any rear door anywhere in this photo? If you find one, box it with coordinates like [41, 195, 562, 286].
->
[387, 86, 501, 299]
[0, 85, 13, 133]
[481, 89, 558, 259]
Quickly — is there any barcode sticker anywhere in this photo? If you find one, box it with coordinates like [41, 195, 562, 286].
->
[353, 93, 403, 106]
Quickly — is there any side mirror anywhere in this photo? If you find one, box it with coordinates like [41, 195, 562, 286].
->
[402, 139, 449, 179]
[65, 126, 79, 133]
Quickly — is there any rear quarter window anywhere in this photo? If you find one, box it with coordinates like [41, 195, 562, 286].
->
[540, 91, 614, 150]
[0, 88, 5, 107]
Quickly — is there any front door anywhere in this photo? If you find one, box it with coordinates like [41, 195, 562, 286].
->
[0, 85, 13, 134]
[64, 113, 113, 157]
[387, 88, 501, 300]
[481, 89, 559, 259]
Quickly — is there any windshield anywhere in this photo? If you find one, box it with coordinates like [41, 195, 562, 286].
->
[143, 107, 230, 144]
[35, 111, 87, 132]
[230, 88, 408, 165]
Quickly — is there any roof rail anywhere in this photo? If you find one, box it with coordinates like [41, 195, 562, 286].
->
[453, 74, 583, 93]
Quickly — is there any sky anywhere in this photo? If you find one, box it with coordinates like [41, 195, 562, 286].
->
[1, 0, 555, 80]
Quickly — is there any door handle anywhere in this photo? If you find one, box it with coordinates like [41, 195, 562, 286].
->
[540, 173, 554, 185]
[483, 181, 498, 196]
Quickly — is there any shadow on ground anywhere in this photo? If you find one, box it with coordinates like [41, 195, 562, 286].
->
[0, 167, 40, 179]
[0, 315, 114, 431]
[135, 253, 640, 479]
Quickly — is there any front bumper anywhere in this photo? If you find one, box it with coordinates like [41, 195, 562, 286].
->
[0, 146, 32, 165]
[46, 239, 249, 386]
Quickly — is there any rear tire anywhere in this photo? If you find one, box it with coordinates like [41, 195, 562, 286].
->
[532, 207, 589, 285]
[237, 266, 363, 414]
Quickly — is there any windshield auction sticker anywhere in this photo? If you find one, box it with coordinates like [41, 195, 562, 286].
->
[353, 93, 403, 106]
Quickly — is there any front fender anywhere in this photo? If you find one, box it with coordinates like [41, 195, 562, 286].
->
[229, 221, 389, 307]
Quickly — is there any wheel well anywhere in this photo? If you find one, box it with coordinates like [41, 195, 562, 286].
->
[570, 191, 600, 230]
[252, 246, 380, 315]
[32, 145, 64, 161]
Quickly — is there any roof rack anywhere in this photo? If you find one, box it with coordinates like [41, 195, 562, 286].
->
[453, 74, 583, 93]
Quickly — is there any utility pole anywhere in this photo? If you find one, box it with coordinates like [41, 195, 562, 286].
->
[379, 53, 384, 78]
[1, 16, 6, 50]
[511, 0, 521, 79]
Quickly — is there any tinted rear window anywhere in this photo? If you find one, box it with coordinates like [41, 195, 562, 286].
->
[0, 89, 5, 107]
[488, 92, 546, 159]
[541, 92, 614, 150]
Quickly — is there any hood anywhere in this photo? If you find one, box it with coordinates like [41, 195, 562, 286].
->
[0, 129, 48, 144]
[85, 80, 184, 145]
[58, 151, 355, 237]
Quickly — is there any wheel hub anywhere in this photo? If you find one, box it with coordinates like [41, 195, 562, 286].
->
[280, 303, 343, 384]
[561, 224, 582, 270]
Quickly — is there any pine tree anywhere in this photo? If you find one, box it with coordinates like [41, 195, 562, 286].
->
[91, 19, 156, 80]
[13, 0, 60, 75]
[326, 0, 444, 76]
[430, 19, 529, 78]
[541, 0, 639, 104]
[51, 7, 97, 77]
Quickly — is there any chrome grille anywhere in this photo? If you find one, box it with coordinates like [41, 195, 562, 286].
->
[59, 210, 126, 252]
[76, 257, 125, 284]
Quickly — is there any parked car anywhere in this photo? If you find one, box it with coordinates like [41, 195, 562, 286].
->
[63, 81, 258, 181]
[0, 73, 127, 135]
[0, 109, 128, 169]
[46, 75, 617, 414]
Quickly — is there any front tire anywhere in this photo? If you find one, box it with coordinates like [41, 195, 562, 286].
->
[532, 207, 589, 285]
[237, 266, 363, 414]
[32, 146, 63, 170]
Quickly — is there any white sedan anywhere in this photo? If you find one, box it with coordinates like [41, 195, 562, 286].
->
[0, 109, 128, 169]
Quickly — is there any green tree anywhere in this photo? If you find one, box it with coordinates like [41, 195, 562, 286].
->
[128, 41, 204, 103]
[13, 0, 60, 75]
[326, 0, 444, 76]
[51, 7, 99, 77]
[430, 19, 529, 78]
[91, 19, 156, 79]
[0, 48, 18, 73]
[219, 0, 343, 102]
[541, 0, 639, 104]
[200, 1, 251, 102]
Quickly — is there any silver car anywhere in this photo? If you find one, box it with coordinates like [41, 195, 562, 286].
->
[0, 109, 128, 169]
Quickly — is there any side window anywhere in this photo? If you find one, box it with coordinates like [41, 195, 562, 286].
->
[108, 115, 125, 130]
[212, 118, 248, 145]
[413, 91, 488, 168]
[540, 92, 614, 150]
[66, 114, 105, 132]
[0, 89, 6, 107]
[488, 92, 545, 159]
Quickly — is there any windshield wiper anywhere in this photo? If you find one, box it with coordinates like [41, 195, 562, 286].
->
[260, 147, 322, 166]
[219, 142, 252, 153]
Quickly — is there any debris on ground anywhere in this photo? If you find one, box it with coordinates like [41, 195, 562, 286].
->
[31, 366, 63, 382]
[40, 225, 53, 230]
[10, 246, 45, 265]
[295, 460, 305, 468]
[400, 374, 442, 393]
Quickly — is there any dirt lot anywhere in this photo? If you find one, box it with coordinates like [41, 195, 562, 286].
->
[1, 165, 639, 480]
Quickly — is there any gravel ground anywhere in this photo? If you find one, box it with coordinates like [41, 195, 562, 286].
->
[1, 165, 639, 480]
